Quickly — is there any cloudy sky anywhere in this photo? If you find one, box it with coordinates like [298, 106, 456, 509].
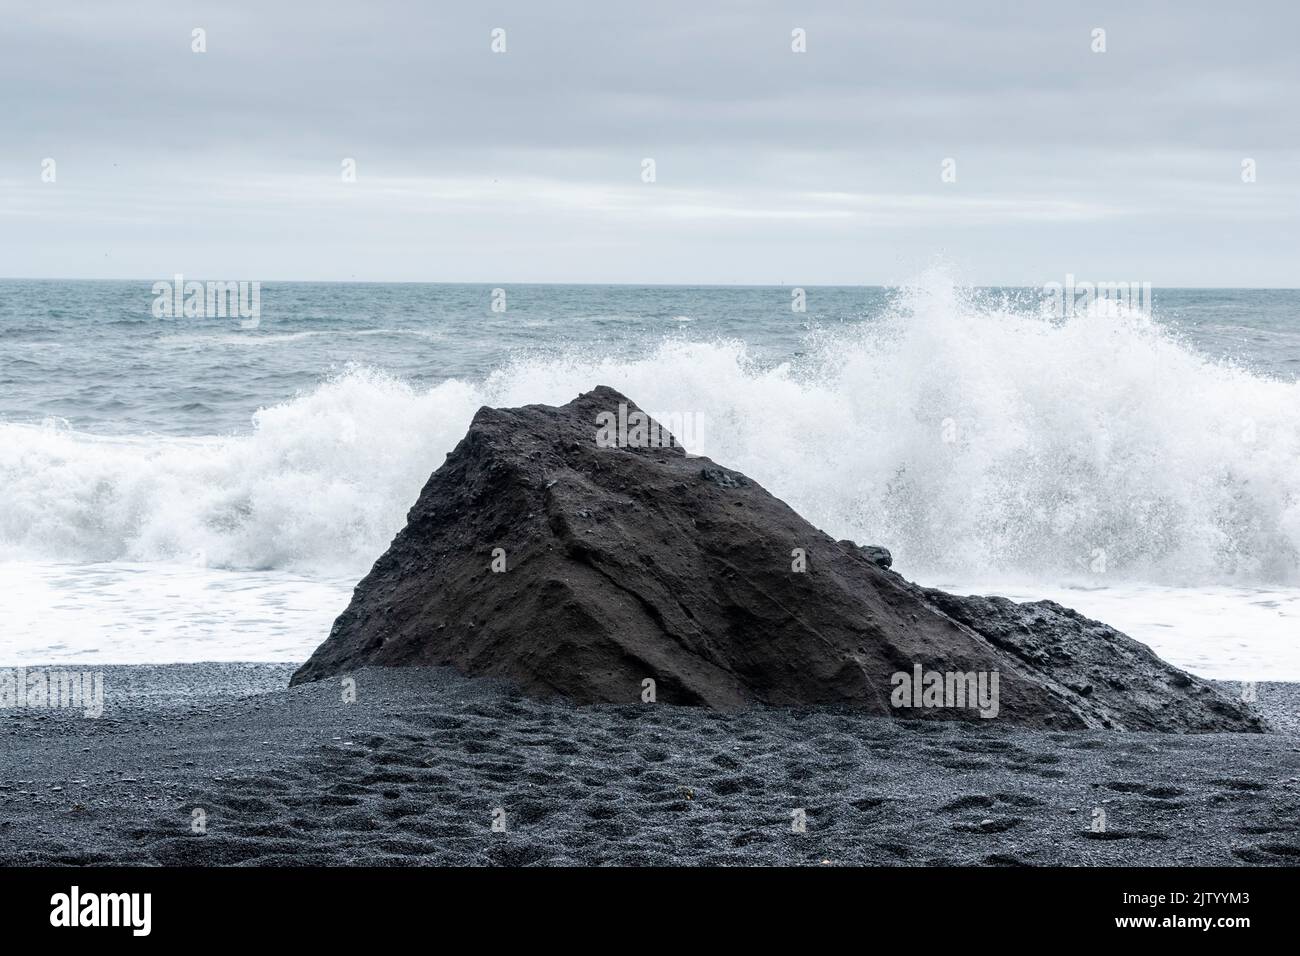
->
[2, 0, 1297, 285]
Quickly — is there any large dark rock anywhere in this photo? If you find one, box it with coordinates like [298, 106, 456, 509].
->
[292, 387, 1264, 733]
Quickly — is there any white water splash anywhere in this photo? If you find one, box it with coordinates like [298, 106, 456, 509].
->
[2, 273, 1299, 588]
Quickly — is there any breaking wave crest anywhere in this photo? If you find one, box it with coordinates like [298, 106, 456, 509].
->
[4, 276, 1299, 585]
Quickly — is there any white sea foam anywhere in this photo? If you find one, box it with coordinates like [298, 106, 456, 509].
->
[0, 369, 483, 573]
[0, 560, 351, 665]
[2, 274, 1299, 587]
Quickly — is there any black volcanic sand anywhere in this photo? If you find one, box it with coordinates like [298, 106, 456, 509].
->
[2, 663, 1299, 866]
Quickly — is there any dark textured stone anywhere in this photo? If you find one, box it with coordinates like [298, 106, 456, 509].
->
[844, 542, 892, 569]
[291, 387, 1265, 733]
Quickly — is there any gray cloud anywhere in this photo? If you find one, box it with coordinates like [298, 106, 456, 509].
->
[2, 0, 1297, 284]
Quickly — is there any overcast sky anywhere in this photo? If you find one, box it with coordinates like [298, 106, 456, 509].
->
[2, 0, 1297, 285]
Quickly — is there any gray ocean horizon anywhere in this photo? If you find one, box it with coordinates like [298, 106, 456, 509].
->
[3, 278, 1300, 435]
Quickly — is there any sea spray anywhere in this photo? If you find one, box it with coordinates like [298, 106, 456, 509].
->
[2, 276, 1299, 585]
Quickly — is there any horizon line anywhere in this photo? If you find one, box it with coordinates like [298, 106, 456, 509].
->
[2, 276, 1299, 292]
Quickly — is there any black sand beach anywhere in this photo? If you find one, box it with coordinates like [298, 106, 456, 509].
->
[3, 663, 1298, 867]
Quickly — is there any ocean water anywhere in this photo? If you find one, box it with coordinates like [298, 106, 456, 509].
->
[3, 275, 1299, 679]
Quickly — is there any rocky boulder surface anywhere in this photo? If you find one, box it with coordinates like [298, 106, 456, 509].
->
[292, 387, 1264, 733]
